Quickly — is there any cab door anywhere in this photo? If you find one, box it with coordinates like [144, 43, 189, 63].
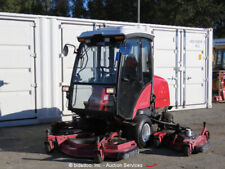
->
[117, 38, 152, 120]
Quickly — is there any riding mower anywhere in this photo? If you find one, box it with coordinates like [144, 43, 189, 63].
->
[44, 26, 209, 162]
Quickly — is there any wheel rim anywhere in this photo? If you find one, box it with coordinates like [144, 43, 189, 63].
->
[141, 123, 151, 142]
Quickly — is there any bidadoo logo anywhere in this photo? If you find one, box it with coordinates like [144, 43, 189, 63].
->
[146, 163, 158, 167]
[68, 162, 158, 168]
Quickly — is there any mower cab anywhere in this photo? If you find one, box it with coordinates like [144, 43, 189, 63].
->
[65, 26, 170, 122]
[45, 27, 171, 162]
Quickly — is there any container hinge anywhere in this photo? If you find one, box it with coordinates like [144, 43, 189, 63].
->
[59, 82, 67, 87]
[175, 101, 178, 108]
[93, 23, 96, 30]
[174, 66, 184, 72]
[31, 22, 36, 28]
[59, 24, 64, 29]
[59, 53, 65, 58]
[30, 53, 37, 58]
[31, 83, 37, 88]
[151, 29, 155, 34]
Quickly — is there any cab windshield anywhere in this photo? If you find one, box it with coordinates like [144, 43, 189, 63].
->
[72, 41, 121, 84]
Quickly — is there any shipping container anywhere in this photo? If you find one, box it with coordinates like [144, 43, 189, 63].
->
[0, 12, 213, 127]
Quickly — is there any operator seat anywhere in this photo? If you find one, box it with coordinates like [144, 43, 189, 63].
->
[122, 56, 138, 81]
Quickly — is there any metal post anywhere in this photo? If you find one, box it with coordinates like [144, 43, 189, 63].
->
[137, 0, 140, 23]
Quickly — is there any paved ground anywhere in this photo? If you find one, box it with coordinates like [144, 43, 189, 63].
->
[0, 103, 225, 169]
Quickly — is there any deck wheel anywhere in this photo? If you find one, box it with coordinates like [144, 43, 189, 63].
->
[153, 138, 161, 148]
[94, 148, 104, 163]
[184, 145, 191, 156]
[44, 142, 54, 153]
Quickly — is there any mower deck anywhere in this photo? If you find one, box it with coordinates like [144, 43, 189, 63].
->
[45, 126, 139, 163]
[153, 122, 210, 156]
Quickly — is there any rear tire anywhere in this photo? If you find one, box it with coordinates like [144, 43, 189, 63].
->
[134, 115, 152, 148]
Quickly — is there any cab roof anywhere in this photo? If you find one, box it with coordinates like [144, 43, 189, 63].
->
[78, 26, 154, 41]
[214, 38, 225, 47]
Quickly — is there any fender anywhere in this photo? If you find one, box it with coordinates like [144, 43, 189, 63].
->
[132, 76, 170, 119]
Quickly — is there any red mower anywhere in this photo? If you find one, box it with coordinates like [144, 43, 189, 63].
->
[44, 26, 208, 163]
[153, 121, 210, 156]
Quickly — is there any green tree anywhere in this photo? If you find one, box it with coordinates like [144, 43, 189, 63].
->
[87, 0, 107, 20]
[31, 0, 46, 15]
[152, 0, 221, 27]
[213, 0, 225, 38]
[84, 0, 225, 38]
[0, 0, 22, 13]
[72, 0, 88, 18]
[42, 0, 51, 14]
[150, 0, 225, 37]
[50, 0, 70, 17]
[104, 0, 137, 22]
[0, 0, 69, 16]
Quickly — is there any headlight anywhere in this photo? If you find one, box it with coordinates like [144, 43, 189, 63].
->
[106, 88, 115, 94]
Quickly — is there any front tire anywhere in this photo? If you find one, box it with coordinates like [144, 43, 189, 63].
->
[134, 115, 152, 148]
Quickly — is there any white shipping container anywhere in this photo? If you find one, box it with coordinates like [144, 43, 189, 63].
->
[0, 12, 213, 127]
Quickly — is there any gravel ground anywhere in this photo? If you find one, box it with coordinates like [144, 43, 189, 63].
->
[0, 103, 224, 169]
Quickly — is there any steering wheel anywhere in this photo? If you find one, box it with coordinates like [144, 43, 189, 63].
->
[100, 67, 115, 80]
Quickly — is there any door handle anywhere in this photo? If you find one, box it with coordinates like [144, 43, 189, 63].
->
[187, 77, 192, 80]
[168, 77, 177, 80]
[0, 80, 9, 87]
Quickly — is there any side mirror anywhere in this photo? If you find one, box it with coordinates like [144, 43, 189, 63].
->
[62, 44, 77, 56]
[62, 45, 69, 56]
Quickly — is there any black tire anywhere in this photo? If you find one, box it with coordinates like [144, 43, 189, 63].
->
[134, 115, 152, 148]
[184, 146, 191, 156]
[153, 138, 161, 148]
[44, 142, 54, 154]
[94, 148, 104, 163]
